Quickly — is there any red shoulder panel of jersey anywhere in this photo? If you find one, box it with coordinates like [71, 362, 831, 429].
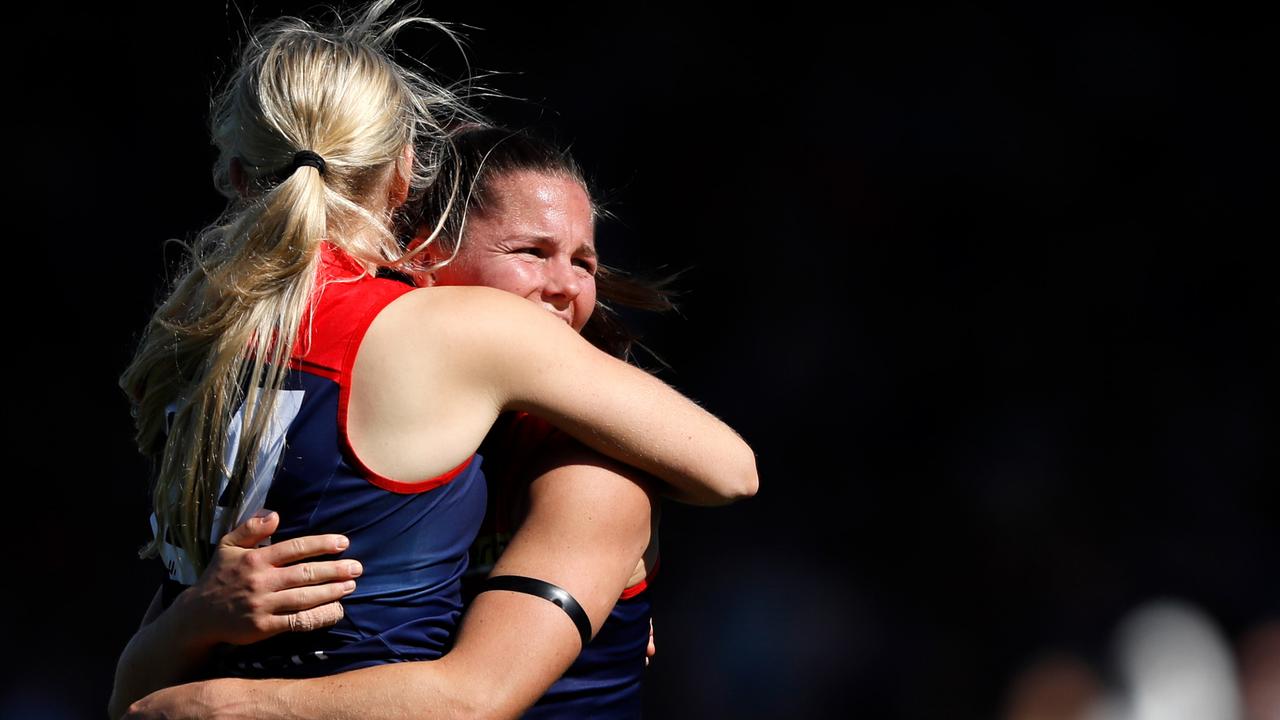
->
[290, 243, 414, 377]
[293, 244, 475, 494]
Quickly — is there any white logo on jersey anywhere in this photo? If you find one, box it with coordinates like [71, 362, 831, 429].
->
[152, 390, 306, 584]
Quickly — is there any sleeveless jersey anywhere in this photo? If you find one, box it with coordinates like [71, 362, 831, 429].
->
[155, 245, 488, 678]
[471, 413, 654, 719]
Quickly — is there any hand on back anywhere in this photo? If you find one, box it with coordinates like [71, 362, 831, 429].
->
[171, 511, 361, 648]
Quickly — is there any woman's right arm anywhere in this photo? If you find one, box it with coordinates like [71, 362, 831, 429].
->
[364, 286, 759, 506]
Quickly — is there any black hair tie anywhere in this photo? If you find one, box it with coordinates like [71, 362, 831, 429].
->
[290, 150, 327, 176]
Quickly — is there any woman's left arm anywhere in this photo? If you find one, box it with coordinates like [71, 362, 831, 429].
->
[123, 444, 656, 720]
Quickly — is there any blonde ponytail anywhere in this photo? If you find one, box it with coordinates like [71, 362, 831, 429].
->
[122, 1, 477, 573]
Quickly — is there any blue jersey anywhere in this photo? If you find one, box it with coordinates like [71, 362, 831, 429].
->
[157, 245, 488, 678]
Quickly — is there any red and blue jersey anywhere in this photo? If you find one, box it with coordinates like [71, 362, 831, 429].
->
[156, 245, 488, 677]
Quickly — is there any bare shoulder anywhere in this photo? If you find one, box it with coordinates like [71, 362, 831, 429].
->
[527, 437, 657, 512]
[372, 285, 560, 336]
[364, 285, 601, 402]
[358, 285, 549, 378]
[346, 286, 524, 481]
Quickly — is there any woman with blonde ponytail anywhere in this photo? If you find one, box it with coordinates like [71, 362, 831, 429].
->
[114, 4, 755, 719]
[121, 2, 462, 581]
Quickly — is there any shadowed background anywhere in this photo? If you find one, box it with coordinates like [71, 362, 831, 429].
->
[8, 3, 1277, 718]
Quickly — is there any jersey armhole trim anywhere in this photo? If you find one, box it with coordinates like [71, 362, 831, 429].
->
[619, 555, 659, 600]
[335, 287, 476, 495]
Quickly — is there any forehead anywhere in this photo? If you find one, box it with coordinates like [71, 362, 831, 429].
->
[467, 170, 595, 245]
[484, 169, 589, 212]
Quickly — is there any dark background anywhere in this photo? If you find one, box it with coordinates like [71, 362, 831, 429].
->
[8, 2, 1277, 718]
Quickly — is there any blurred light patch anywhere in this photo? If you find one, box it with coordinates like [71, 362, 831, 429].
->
[1237, 620, 1280, 720]
[1003, 653, 1102, 720]
[1111, 599, 1242, 720]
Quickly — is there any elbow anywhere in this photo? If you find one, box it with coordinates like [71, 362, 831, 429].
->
[710, 446, 758, 505]
[732, 438, 760, 500]
[729, 461, 759, 501]
[669, 439, 759, 507]
[742, 466, 760, 499]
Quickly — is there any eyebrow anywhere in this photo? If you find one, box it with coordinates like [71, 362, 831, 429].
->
[507, 233, 598, 259]
[523, 234, 598, 259]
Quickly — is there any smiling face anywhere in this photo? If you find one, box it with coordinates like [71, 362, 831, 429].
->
[425, 169, 599, 333]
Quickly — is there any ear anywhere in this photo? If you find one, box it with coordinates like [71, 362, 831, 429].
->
[388, 143, 414, 209]
[230, 157, 249, 198]
[408, 225, 445, 287]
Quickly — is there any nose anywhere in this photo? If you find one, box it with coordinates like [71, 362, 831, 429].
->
[541, 259, 583, 309]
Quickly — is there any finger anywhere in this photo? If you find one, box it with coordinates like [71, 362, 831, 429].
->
[286, 602, 346, 633]
[219, 510, 279, 549]
[258, 533, 350, 566]
[270, 580, 357, 614]
[267, 559, 363, 592]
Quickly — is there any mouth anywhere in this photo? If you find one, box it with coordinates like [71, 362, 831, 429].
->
[541, 304, 573, 327]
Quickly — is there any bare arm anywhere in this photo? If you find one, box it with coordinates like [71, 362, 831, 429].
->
[109, 514, 361, 719]
[354, 286, 758, 506]
[432, 442, 656, 716]
[110, 587, 196, 720]
[123, 446, 656, 720]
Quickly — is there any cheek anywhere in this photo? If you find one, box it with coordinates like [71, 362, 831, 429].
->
[484, 262, 542, 298]
[451, 257, 540, 298]
[572, 278, 599, 333]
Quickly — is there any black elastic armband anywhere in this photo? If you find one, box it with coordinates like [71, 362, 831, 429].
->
[479, 575, 592, 648]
